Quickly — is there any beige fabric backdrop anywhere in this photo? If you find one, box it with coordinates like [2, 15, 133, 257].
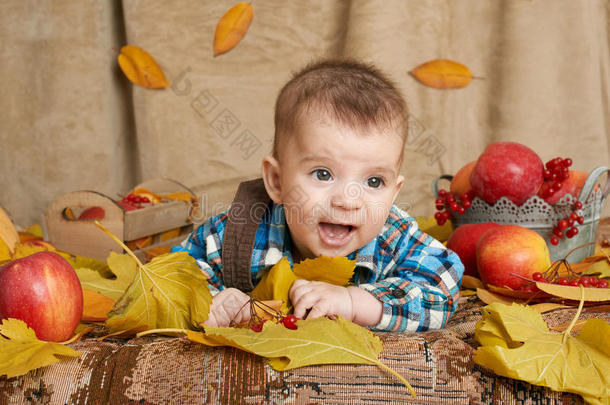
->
[1, 0, 609, 228]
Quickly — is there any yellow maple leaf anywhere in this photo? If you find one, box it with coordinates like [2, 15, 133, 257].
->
[104, 251, 212, 334]
[75, 252, 137, 301]
[535, 281, 610, 302]
[94, 221, 212, 335]
[250, 257, 297, 312]
[409, 59, 473, 89]
[474, 302, 610, 404]
[186, 316, 414, 395]
[0, 206, 18, 254]
[415, 215, 453, 242]
[82, 289, 115, 322]
[0, 319, 81, 378]
[293, 256, 355, 285]
[250, 256, 355, 312]
[213, 2, 253, 56]
[118, 45, 170, 89]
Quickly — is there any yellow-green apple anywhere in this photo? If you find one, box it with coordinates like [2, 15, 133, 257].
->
[476, 225, 551, 290]
[537, 170, 588, 205]
[78, 206, 106, 220]
[470, 142, 544, 206]
[0, 251, 83, 341]
[450, 161, 476, 196]
[446, 222, 499, 277]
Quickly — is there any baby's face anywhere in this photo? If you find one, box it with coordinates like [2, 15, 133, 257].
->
[276, 116, 404, 260]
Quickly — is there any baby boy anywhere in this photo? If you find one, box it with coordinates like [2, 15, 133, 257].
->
[173, 59, 464, 332]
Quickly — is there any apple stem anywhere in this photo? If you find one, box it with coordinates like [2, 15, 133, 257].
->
[562, 285, 585, 343]
[136, 328, 188, 338]
[93, 220, 146, 269]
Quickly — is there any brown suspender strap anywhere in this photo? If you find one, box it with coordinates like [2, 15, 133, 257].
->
[222, 178, 271, 292]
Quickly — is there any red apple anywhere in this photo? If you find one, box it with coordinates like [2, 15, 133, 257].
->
[78, 206, 106, 220]
[450, 161, 476, 196]
[476, 225, 551, 290]
[470, 142, 544, 206]
[446, 222, 500, 277]
[538, 170, 588, 205]
[0, 251, 83, 341]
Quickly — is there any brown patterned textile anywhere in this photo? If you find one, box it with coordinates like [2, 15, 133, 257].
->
[1, 295, 606, 405]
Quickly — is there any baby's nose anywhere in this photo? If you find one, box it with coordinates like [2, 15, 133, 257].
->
[330, 181, 364, 209]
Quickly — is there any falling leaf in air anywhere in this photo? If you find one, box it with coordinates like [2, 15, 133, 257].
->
[117, 45, 170, 89]
[409, 59, 473, 89]
[213, 2, 254, 56]
[186, 316, 415, 395]
[474, 302, 610, 404]
[75, 252, 138, 301]
[0, 319, 81, 378]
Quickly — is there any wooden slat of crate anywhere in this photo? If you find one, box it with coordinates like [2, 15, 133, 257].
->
[124, 201, 192, 241]
[45, 191, 125, 260]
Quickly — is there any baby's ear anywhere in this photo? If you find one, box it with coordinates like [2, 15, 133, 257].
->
[261, 155, 282, 203]
[392, 175, 405, 203]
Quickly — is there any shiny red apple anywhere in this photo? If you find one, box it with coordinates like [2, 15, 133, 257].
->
[470, 142, 544, 206]
[0, 251, 83, 341]
[446, 222, 499, 277]
[476, 225, 551, 290]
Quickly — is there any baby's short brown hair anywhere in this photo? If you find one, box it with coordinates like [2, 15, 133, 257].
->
[272, 59, 409, 159]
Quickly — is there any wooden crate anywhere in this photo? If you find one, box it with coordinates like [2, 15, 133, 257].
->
[44, 179, 196, 262]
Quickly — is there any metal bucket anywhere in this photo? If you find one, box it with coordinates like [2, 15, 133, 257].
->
[433, 166, 610, 262]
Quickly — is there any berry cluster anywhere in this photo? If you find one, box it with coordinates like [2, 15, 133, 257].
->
[532, 272, 609, 288]
[538, 157, 572, 199]
[549, 201, 585, 245]
[234, 299, 300, 332]
[519, 259, 609, 292]
[434, 189, 475, 226]
[250, 314, 299, 332]
[118, 192, 151, 211]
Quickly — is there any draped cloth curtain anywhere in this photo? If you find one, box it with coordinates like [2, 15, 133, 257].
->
[1, 0, 609, 228]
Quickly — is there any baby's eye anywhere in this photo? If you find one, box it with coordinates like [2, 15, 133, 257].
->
[313, 169, 332, 181]
[367, 177, 384, 188]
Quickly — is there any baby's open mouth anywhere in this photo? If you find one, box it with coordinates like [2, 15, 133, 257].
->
[318, 222, 355, 247]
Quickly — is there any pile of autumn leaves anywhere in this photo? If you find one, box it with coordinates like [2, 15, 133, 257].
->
[2, 214, 610, 402]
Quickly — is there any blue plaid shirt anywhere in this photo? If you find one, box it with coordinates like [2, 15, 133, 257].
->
[172, 202, 464, 332]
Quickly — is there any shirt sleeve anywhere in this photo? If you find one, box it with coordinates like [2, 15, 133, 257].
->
[357, 218, 464, 333]
[170, 211, 228, 296]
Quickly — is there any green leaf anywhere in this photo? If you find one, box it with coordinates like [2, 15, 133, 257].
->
[0, 319, 81, 378]
[105, 252, 212, 334]
[75, 252, 138, 301]
[474, 303, 610, 404]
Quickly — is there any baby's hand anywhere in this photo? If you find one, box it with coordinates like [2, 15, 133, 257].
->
[289, 279, 353, 321]
[205, 288, 251, 327]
